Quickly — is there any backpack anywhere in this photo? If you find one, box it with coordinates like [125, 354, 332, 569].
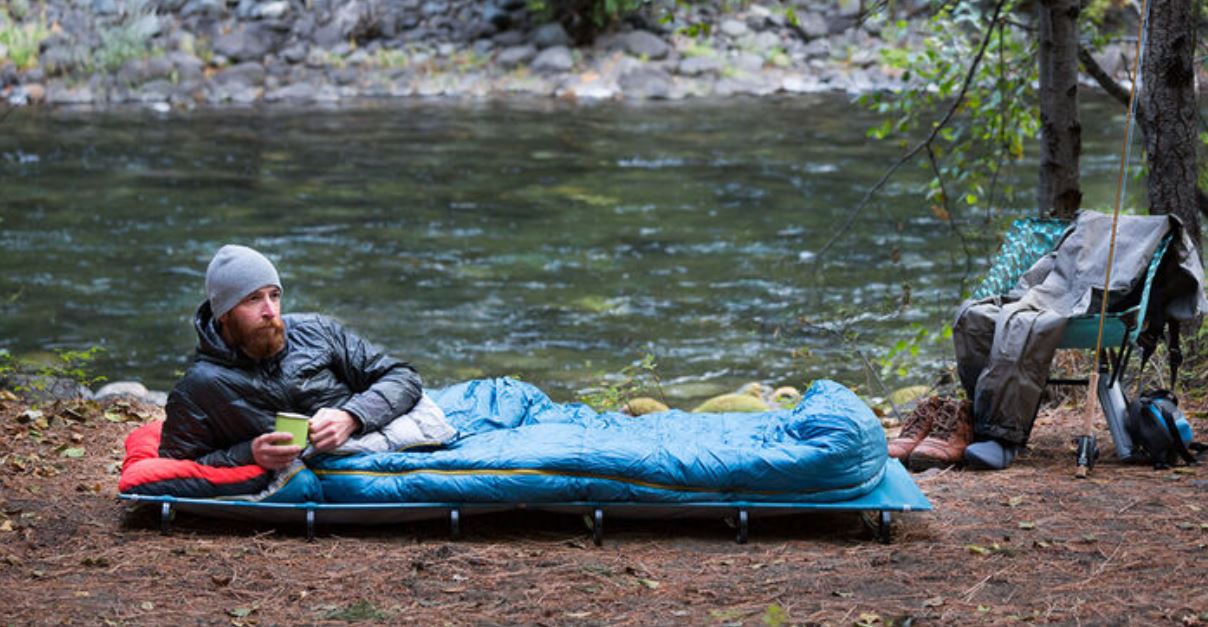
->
[1124, 389, 1203, 469]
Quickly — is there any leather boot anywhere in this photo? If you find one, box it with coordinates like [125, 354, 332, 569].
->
[887, 396, 939, 460]
[909, 399, 974, 470]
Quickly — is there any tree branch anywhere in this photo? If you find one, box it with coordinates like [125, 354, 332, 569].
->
[1077, 45, 1144, 121]
[813, 0, 1009, 260]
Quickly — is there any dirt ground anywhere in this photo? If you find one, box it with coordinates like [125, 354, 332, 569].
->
[1, 393, 1206, 626]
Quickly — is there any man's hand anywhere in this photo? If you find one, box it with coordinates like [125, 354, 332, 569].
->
[309, 408, 360, 452]
[252, 432, 302, 470]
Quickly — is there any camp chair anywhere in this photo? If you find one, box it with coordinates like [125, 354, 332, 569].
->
[970, 217, 1172, 389]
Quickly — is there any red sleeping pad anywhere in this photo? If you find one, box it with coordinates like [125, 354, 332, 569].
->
[119, 421, 272, 497]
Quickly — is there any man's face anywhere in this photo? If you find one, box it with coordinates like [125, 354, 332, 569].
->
[219, 286, 285, 360]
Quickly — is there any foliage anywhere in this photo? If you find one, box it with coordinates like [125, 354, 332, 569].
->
[861, 1, 1038, 220]
[579, 353, 666, 411]
[0, 346, 108, 396]
[93, 1, 161, 74]
[528, 0, 652, 43]
[0, 7, 50, 71]
[879, 322, 953, 381]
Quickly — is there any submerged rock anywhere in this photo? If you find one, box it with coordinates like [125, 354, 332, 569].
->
[692, 393, 769, 413]
[623, 397, 670, 416]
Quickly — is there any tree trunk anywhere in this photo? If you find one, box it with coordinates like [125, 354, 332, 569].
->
[1141, 0, 1202, 254]
[1036, 0, 1082, 220]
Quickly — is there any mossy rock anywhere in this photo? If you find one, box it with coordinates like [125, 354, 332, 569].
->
[692, 393, 770, 413]
[623, 397, 670, 416]
[770, 386, 802, 409]
[888, 385, 931, 407]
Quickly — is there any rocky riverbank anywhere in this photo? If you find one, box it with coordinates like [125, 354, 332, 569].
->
[1, 0, 982, 107]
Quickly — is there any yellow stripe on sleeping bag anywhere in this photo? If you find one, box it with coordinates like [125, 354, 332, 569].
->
[311, 466, 790, 496]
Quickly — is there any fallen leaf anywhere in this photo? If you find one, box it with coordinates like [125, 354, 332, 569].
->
[1176, 522, 1197, 531]
[1007, 496, 1024, 508]
[212, 575, 232, 587]
[441, 587, 466, 593]
[565, 611, 592, 619]
[81, 556, 110, 568]
[0, 520, 12, 532]
[966, 544, 991, 556]
[832, 591, 853, 598]
[60, 448, 85, 459]
[856, 611, 882, 626]
[923, 596, 944, 607]
[637, 578, 661, 590]
[103, 411, 125, 423]
[228, 608, 252, 618]
[1082, 534, 1098, 544]
[0, 390, 18, 402]
[140, 602, 154, 611]
[978, 605, 992, 612]
[1034, 540, 1051, 548]
[1018, 521, 1036, 530]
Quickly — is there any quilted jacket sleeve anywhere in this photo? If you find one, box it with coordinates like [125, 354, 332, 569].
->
[326, 318, 423, 433]
[160, 387, 256, 467]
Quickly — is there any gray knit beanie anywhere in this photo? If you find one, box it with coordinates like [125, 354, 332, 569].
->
[205, 245, 282, 319]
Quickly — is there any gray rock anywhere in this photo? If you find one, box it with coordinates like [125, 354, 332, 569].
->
[731, 51, 764, 73]
[421, 1, 444, 17]
[532, 22, 570, 49]
[181, 0, 225, 18]
[619, 67, 672, 99]
[331, 66, 359, 85]
[782, 73, 822, 93]
[493, 30, 525, 47]
[94, 381, 149, 400]
[619, 30, 670, 60]
[213, 23, 284, 62]
[117, 56, 174, 86]
[678, 55, 723, 76]
[472, 38, 495, 56]
[280, 43, 308, 64]
[212, 61, 266, 87]
[3, 374, 92, 403]
[483, 5, 510, 30]
[265, 81, 320, 102]
[39, 43, 87, 77]
[46, 80, 95, 104]
[715, 74, 779, 96]
[746, 31, 781, 55]
[802, 38, 829, 59]
[92, 0, 119, 15]
[796, 11, 829, 39]
[497, 44, 537, 68]
[256, 0, 291, 20]
[720, 19, 748, 38]
[166, 51, 205, 81]
[531, 45, 573, 73]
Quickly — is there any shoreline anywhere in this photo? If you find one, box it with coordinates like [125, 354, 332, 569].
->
[1, 1, 1140, 108]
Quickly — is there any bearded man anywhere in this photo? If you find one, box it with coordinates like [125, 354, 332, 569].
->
[159, 245, 423, 470]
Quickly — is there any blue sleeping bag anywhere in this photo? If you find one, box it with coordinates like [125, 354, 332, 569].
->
[311, 377, 888, 504]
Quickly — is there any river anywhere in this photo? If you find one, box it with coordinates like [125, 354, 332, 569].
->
[0, 95, 1142, 405]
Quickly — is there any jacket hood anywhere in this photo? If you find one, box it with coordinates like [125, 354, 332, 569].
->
[193, 300, 241, 366]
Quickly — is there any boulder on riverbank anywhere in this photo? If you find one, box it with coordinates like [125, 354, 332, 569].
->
[1, 0, 960, 106]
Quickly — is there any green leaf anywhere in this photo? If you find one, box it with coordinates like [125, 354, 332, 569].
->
[60, 447, 85, 459]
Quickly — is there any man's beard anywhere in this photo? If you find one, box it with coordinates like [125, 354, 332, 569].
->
[223, 316, 286, 361]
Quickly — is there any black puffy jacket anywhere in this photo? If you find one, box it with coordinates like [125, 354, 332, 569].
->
[159, 302, 423, 466]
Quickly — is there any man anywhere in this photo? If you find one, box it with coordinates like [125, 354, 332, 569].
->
[160, 244, 423, 470]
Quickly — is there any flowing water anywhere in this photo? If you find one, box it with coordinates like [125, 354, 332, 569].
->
[0, 95, 1142, 405]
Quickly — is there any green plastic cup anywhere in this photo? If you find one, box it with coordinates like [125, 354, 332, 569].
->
[274, 412, 310, 447]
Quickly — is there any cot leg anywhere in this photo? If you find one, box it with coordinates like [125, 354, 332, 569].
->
[159, 502, 172, 535]
[735, 509, 749, 544]
[450, 508, 461, 539]
[592, 508, 604, 547]
[306, 508, 316, 542]
[878, 511, 892, 544]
